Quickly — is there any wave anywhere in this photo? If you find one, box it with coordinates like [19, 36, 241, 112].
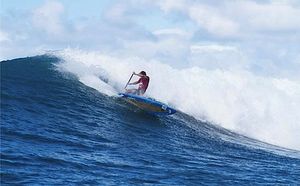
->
[2, 54, 300, 185]
[54, 48, 300, 150]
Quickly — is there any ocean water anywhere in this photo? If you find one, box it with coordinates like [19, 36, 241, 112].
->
[1, 55, 300, 185]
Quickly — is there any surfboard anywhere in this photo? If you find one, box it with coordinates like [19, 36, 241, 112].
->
[119, 93, 176, 116]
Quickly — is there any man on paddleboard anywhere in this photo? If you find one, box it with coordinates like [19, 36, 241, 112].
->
[126, 71, 150, 95]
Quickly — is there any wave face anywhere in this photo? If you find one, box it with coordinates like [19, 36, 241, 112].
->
[1, 55, 300, 185]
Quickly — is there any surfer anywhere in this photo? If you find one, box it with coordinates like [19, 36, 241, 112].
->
[126, 71, 150, 95]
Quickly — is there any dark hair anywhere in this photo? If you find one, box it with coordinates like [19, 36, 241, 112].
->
[140, 71, 146, 75]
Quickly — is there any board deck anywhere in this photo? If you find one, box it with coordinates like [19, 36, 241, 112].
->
[119, 93, 176, 116]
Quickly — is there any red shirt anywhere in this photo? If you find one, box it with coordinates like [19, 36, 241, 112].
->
[137, 76, 150, 92]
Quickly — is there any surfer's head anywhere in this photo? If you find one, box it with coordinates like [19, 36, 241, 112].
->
[139, 71, 146, 76]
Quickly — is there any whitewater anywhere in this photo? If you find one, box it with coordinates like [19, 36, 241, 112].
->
[56, 48, 300, 151]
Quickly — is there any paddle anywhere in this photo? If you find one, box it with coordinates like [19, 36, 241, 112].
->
[124, 72, 134, 89]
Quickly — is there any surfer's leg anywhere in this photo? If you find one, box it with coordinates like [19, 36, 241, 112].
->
[137, 88, 145, 95]
[126, 89, 138, 95]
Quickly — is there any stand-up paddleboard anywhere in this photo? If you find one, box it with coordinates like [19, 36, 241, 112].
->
[119, 93, 176, 116]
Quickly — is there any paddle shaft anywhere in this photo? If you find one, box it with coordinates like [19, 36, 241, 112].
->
[124, 73, 134, 89]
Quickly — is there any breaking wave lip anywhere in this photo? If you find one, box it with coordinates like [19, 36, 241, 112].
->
[53, 48, 300, 151]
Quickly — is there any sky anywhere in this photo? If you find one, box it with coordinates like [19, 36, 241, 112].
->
[1, 0, 300, 79]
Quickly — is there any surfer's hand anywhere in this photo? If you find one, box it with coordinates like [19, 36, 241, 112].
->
[133, 72, 136, 75]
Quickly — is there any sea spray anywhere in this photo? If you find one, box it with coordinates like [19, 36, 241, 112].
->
[55, 49, 300, 150]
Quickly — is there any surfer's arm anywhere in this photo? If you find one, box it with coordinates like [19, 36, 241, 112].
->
[129, 79, 141, 85]
[133, 72, 144, 77]
[128, 81, 137, 85]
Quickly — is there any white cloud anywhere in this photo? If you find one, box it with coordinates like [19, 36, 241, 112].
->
[154, 0, 187, 12]
[230, 1, 300, 32]
[0, 30, 10, 42]
[153, 28, 190, 37]
[190, 44, 238, 53]
[120, 37, 190, 67]
[32, 0, 65, 34]
[153, 0, 300, 37]
[188, 4, 239, 37]
[104, 3, 127, 22]
[151, 0, 240, 37]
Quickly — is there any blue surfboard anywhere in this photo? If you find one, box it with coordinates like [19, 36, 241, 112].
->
[119, 93, 176, 116]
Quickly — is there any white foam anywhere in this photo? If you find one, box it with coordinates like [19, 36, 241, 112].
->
[55, 48, 300, 150]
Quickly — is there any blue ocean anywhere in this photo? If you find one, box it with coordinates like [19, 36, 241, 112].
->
[1, 55, 300, 185]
